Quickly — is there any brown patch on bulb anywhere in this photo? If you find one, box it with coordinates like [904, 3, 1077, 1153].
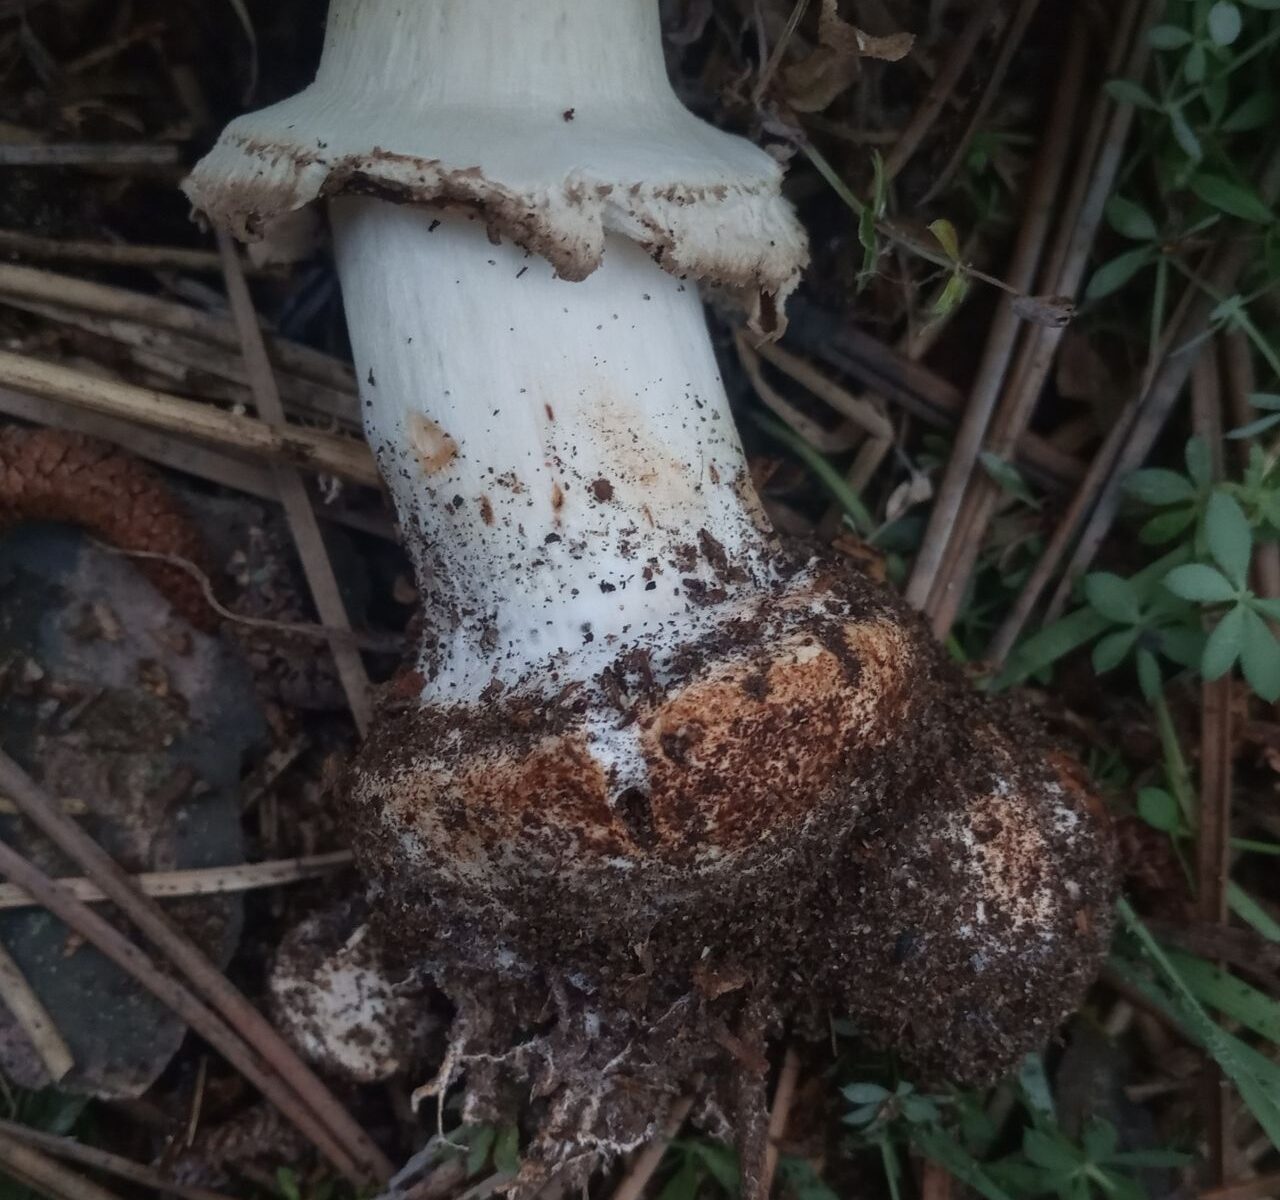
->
[408, 413, 458, 475]
[640, 620, 913, 849]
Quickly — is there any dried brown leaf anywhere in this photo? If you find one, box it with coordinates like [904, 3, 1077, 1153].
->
[780, 0, 913, 112]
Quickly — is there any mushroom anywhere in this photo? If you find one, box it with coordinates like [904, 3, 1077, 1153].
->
[185, 0, 1116, 1185]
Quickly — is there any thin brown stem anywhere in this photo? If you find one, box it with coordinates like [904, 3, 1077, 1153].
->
[1223, 332, 1280, 599]
[0, 228, 240, 275]
[608, 1096, 695, 1200]
[0, 941, 73, 1082]
[0, 351, 379, 486]
[0, 384, 394, 542]
[0, 833, 367, 1184]
[760, 1048, 801, 1197]
[0, 1117, 232, 1200]
[907, 12, 1089, 617]
[882, 0, 1003, 182]
[927, 0, 1150, 637]
[782, 301, 1086, 489]
[0, 263, 354, 393]
[7, 298, 358, 426]
[918, 0, 1042, 205]
[1192, 346, 1234, 1185]
[0, 1130, 125, 1200]
[0, 850, 353, 911]
[988, 268, 1201, 664]
[93, 541, 401, 651]
[215, 232, 374, 733]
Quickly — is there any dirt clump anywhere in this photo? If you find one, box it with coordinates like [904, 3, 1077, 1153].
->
[346, 553, 1117, 1191]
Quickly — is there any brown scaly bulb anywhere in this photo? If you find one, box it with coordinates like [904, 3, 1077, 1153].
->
[184, 0, 1117, 1188]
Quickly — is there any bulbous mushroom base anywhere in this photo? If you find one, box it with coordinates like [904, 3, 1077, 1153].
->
[346, 560, 1115, 1187]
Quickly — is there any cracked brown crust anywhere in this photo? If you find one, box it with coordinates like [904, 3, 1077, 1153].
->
[0, 427, 215, 631]
[353, 567, 915, 877]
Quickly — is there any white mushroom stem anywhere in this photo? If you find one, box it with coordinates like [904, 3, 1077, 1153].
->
[317, 0, 671, 108]
[333, 201, 777, 697]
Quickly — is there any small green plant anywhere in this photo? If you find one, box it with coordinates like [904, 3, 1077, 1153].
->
[275, 1166, 338, 1200]
[986, 1119, 1189, 1200]
[837, 1063, 1189, 1200]
[1087, 0, 1280, 369]
[439, 1122, 521, 1181]
[1161, 488, 1280, 698]
[1064, 434, 1280, 699]
[657, 1139, 741, 1200]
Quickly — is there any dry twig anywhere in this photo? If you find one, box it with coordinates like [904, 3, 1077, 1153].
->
[0, 850, 353, 911]
[735, 332, 862, 454]
[1223, 332, 1280, 599]
[918, 0, 1042, 204]
[0, 385, 394, 541]
[0, 351, 379, 486]
[0, 824, 369, 1184]
[745, 337, 894, 441]
[907, 11, 1089, 617]
[1043, 161, 1280, 625]
[986, 258, 1204, 661]
[0, 749, 391, 1184]
[760, 1047, 801, 1197]
[925, 0, 1149, 636]
[0, 941, 72, 1082]
[782, 301, 1085, 489]
[6, 299, 357, 426]
[0, 1128, 126, 1200]
[0, 263, 355, 393]
[882, 0, 1003, 182]
[0, 1117, 231, 1200]
[1191, 346, 1235, 1183]
[0, 229, 234, 275]
[215, 231, 374, 732]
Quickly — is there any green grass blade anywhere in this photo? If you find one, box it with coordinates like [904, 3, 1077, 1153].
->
[749, 410, 874, 534]
[1229, 882, 1280, 942]
[1115, 900, 1280, 1149]
[911, 1127, 1015, 1200]
[1167, 950, 1280, 1042]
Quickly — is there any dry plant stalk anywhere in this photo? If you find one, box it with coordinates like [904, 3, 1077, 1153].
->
[0, 1118, 232, 1200]
[0, 750, 391, 1185]
[0, 942, 73, 1083]
[0, 1129, 125, 1200]
[0, 352, 378, 486]
[215, 230, 373, 732]
[0, 851, 353, 911]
